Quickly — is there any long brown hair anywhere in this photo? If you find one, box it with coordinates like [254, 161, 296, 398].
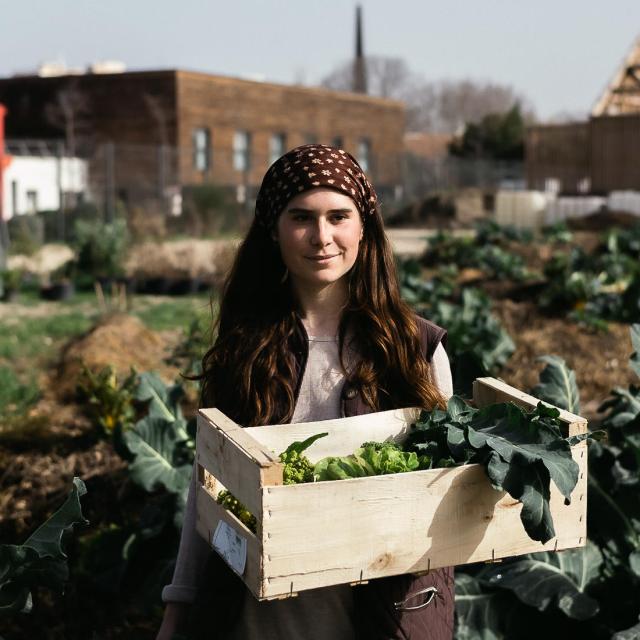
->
[199, 209, 446, 426]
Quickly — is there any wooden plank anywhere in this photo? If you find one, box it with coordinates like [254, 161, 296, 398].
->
[473, 377, 588, 436]
[195, 483, 265, 599]
[258, 445, 587, 599]
[196, 412, 282, 519]
[199, 408, 282, 466]
[245, 407, 421, 462]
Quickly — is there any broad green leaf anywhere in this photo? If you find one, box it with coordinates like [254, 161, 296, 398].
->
[455, 572, 507, 640]
[630, 550, 640, 577]
[124, 416, 192, 495]
[481, 542, 602, 620]
[466, 424, 578, 502]
[630, 324, 640, 379]
[135, 371, 184, 423]
[531, 355, 581, 414]
[23, 477, 88, 558]
[283, 432, 328, 456]
[0, 478, 87, 615]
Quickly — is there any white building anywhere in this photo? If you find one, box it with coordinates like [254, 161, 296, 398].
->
[2, 142, 88, 219]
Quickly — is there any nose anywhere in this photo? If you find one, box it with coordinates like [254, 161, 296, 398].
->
[310, 218, 332, 246]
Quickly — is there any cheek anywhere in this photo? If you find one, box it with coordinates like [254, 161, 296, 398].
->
[277, 230, 305, 264]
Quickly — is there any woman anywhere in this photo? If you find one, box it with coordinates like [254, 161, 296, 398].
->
[157, 144, 455, 640]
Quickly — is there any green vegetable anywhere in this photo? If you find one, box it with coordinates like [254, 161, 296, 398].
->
[313, 440, 432, 481]
[216, 490, 257, 533]
[215, 433, 329, 530]
[279, 432, 328, 484]
[408, 396, 584, 543]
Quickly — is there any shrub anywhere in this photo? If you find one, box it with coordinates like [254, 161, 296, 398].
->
[73, 218, 129, 280]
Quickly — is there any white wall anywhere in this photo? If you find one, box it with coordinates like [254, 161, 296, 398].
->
[2, 156, 88, 219]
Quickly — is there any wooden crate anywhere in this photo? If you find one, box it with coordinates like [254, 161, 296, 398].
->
[195, 377, 588, 601]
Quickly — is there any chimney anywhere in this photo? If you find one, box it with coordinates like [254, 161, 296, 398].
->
[352, 5, 367, 94]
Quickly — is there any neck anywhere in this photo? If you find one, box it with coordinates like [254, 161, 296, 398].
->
[293, 278, 348, 337]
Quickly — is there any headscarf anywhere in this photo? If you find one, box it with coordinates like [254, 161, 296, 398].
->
[254, 143, 378, 232]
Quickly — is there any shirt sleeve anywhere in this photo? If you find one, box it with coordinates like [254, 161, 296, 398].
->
[430, 342, 453, 400]
[161, 460, 212, 604]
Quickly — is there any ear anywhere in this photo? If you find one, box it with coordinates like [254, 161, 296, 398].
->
[270, 229, 278, 243]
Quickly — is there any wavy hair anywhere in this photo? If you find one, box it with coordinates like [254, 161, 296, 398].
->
[199, 207, 446, 427]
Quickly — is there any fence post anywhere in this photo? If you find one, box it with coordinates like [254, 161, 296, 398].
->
[104, 141, 115, 223]
[56, 140, 65, 242]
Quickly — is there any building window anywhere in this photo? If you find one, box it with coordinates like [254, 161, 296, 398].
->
[357, 138, 371, 172]
[233, 131, 251, 172]
[269, 133, 287, 165]
[332, 136, 343, 149]
[304, 133, 316, 145]
[26, 190, 38, 214]
[192, 128, 211, 172]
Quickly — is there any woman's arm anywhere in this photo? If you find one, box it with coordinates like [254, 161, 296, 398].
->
[157, 460, 211, 635]
[156, 601, 190, 640]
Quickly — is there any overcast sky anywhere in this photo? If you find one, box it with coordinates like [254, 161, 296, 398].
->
[1, 0, 639, 121]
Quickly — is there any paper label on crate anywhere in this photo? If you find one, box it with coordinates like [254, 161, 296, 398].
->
[212, 521, 247, 576]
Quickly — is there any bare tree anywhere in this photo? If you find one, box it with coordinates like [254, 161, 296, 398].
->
[321, 55, 415, 99]
[45, 79, 91, 156]
[320, 56, 535, 133]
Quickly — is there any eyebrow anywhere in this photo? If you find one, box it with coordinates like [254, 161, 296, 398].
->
[286, 207, 354, 214]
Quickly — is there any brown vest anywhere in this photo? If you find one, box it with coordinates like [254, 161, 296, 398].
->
[188, 315, 454, 640]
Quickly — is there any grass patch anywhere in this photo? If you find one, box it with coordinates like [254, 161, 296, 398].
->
[133, 295, 215, 332]
[0, 366, 40, 415]
[0, 312, 93, 361]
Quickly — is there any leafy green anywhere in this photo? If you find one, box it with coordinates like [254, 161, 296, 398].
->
[409, 398, 580, 542]
[630, 323, 640, 379]
[313, 440, 431, 481]
[480, 542, 602, 620]
[280, 433, 328, 484]
[122, 372, 194, 529]
[0, 478, 88, 615]
[455, 573, 509, 640]
[76, 365, 137, 434]
[531, 355, 581, 414]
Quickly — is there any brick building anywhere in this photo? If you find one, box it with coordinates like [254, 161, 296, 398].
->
[0, 69, 405, 210]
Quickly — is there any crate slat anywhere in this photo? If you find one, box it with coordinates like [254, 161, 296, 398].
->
[473, 378, 587, 436]
[245, 406, 421, 462]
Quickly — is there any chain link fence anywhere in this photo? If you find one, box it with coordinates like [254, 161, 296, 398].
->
[3, 139, 525, 253]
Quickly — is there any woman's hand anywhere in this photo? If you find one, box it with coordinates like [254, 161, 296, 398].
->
[156, 601, 189, 640]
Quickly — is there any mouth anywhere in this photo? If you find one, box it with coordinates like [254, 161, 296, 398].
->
[306, 254, 340, 262]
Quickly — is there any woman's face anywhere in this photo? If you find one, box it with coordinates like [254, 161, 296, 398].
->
[273, 188, 363, 295]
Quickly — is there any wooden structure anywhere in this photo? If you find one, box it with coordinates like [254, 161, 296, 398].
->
[592, 36, 640, 116]
[526, 34, 640, 193]
[195, 377, 588, 601]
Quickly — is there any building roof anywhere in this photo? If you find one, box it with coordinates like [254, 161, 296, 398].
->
[1, 67, 405, 109]
[592, 35, 640, 116]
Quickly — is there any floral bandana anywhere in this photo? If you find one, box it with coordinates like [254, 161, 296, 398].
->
[254, 143, 378, 232]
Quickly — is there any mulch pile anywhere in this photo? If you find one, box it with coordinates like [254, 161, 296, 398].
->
[56, 313, 179, 398]
[492, 298, 636, 423]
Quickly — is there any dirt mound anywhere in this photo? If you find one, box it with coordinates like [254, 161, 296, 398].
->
[57, 313, 179, 397]
[492, 299, 636, 423]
